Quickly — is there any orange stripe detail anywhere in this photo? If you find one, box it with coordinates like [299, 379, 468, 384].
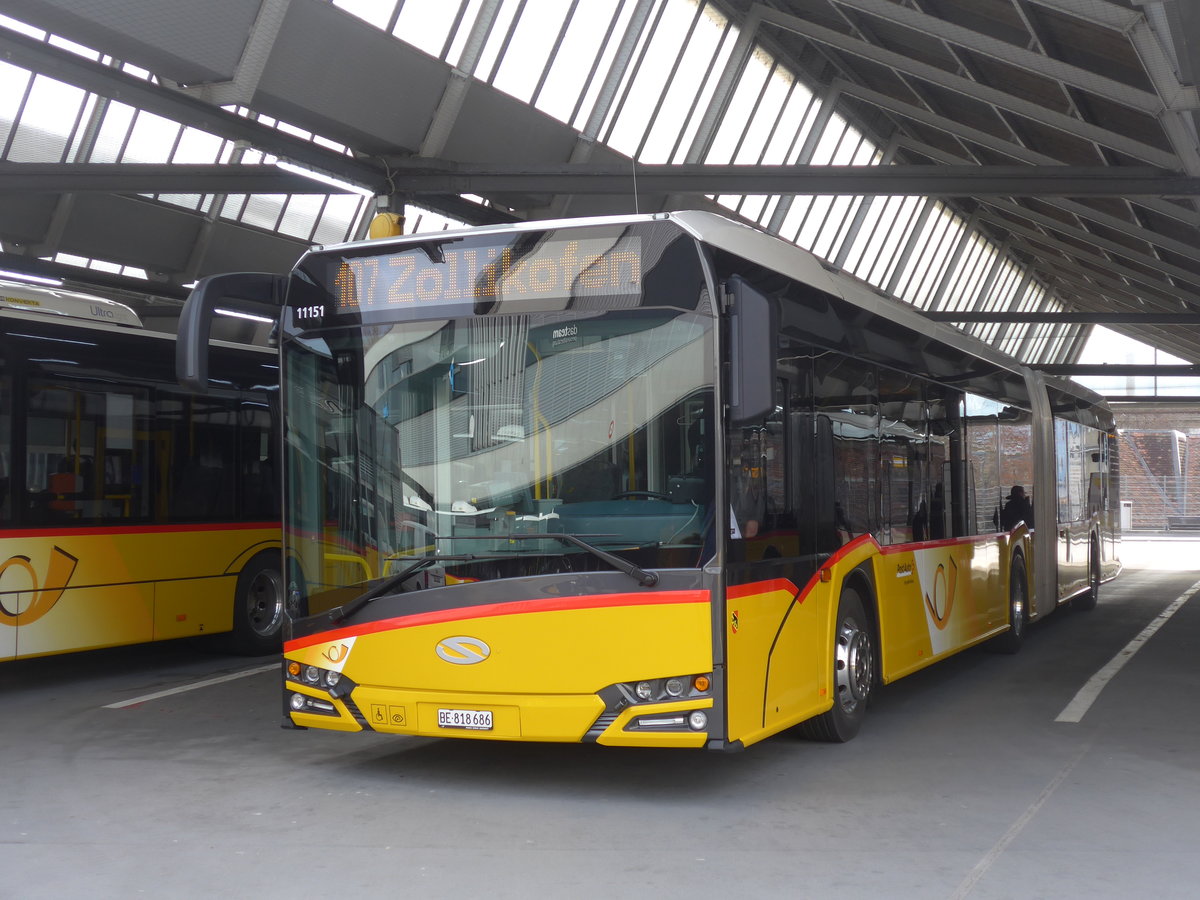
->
[285, 589, 710, 652]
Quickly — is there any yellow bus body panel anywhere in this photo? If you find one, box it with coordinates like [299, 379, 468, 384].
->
[724, 534, 1021, 748]
[596, 698, 713, 748]
[285, 591, 713, 745]
[1, 525, 278, 659]
[287, 533, 1026, 749]
[874, 537, 1015, 682]
[725, 539, 875, 748]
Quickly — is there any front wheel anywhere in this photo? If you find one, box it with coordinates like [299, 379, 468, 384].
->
[228, 550, 285, 654]
[799, 585, 874, 742]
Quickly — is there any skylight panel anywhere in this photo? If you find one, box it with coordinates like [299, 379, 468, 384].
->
[86, 101, 136, 163]
[170, 128, 225, 165]
[392, 0, 465, 59]
[0, 62, 31, 153]
[332, 0, 399, 30]
[619, 0, 706, 161]
[5, 74, 86, 162]
[703, 46, 771, 164]
[537, 2, 625, 126]
[0, 14, 43, 39]
[47, 34, 101, 61]
[122, 110, 184, 163]
[278, 193, 327, 240]
[312, 194, 366, 244]
[491, 0, 572, 104]
[760, 81, 816, 165]
[730, 64, 791, 164]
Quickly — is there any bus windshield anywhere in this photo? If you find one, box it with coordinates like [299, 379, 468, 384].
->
[283, 308, 715, 608]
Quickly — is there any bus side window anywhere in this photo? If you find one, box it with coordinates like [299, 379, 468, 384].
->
[239, 409, 277, 519]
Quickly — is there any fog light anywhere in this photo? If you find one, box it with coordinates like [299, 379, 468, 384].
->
[303, 665, 320, 684]
[289, 692, 307, 711]
[664, 677, 684, 697]
[635, 681, 653, 701]
[688, 710, 707, 730]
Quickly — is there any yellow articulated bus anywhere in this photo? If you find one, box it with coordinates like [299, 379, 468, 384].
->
[1, 279, 286, 660]
[178, 211, 1119, 749]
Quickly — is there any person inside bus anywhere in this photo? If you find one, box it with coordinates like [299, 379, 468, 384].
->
[929, 482, 946, 539]
[1000, 484, 1034, 530]
[730, 429, 766, 539]
[911, 498, 929, 542]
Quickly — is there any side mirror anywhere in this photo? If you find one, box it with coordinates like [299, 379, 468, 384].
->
[726, 275, 776, 423]
[176, 272, 286, 392]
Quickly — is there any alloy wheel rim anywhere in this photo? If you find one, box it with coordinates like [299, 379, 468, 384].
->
[834, 614, 872, 714]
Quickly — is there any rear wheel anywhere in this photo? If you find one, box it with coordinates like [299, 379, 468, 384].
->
[989, 554, 1027, 654]
[228, 550, 285, 654]
[799, 585, 874, 742]
[1074, 537, 1100, 611]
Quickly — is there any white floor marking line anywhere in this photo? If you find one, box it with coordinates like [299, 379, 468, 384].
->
[104, 662, 279, 709]
[1055, 577, 1200, 724]
[950, 742, 1091, 900]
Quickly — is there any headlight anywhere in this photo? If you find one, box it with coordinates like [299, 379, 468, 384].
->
[621, 673, 713, 704]
[285, 660, 354, 701]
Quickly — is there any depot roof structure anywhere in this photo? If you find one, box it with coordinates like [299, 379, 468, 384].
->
[2, 0, 1199, 384]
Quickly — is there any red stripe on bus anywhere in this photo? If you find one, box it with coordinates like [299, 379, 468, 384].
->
[721, 533, 883, 607]
[727, 578, 800, 600]
[0, 522, 278, 539]
[794, 533, 879, 603]
[285, 590, 710, 652]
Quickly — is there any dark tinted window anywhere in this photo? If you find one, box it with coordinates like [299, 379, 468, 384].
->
[5, 319, 277, 528]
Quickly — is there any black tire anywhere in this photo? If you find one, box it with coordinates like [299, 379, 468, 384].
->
[228, 550, 285, 654]
[799, 584, 874, 742]
[989, 554, 1027, 654]
[1074, 537, 1100, 612]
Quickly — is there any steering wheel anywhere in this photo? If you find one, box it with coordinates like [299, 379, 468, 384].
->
[613, 490, 671, 501]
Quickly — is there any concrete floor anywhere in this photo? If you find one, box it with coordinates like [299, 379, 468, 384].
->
[2, 537, 1198, 899]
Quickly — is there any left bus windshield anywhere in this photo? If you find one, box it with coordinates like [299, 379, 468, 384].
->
[284, 309, 715, 610]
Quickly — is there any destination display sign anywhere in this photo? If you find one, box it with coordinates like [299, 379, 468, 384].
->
[298, 231, 645, 324]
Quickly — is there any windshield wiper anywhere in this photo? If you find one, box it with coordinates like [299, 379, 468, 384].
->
[501, 532, 659, 587]
[330, 555, 478, 624]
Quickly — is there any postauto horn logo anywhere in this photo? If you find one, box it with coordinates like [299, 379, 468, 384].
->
[436, 636, 491, 665]
[0, 546, 79, 626]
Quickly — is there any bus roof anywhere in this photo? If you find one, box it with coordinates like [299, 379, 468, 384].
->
[0, 279, 143, 328]
[308, 210, 1107, 413]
